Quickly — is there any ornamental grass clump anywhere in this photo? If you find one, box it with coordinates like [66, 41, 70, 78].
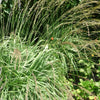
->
[0, 36, 69, 100]
[0, 0, 100, 99]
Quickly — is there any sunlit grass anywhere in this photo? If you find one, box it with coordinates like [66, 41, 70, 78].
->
[0, 36, 69, 99]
